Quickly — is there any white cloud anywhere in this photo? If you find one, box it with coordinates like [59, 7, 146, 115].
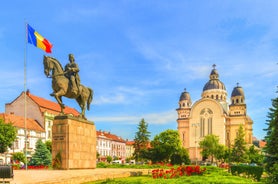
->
[94, 85, 172, 105]
[91, 110, 177, 125]
[95, 94, 126, 105]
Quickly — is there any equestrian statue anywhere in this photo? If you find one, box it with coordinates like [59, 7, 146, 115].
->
[43, 54, 93, 119]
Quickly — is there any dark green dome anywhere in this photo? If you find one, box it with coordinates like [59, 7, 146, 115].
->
[203, 67, 226, 91]
[179, 90, 191, 101]
[231, 85, 245, 97]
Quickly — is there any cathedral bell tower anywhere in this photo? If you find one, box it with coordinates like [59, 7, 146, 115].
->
[229, 83, 246, 116]
[228, 83, 253, 145]
[176, 88, 192, 147]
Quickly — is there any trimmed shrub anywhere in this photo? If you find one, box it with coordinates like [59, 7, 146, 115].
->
[230, 165, 263, 181]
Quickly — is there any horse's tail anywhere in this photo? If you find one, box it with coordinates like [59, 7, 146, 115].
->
[87, 87, 93, 110]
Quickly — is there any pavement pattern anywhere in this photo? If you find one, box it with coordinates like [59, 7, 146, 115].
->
[6, 168, 150, 184]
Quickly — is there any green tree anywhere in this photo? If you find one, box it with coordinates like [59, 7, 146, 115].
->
[247, 145, 263, 165]
[133, 118, 151, 161]
[223, 147, 232, 163]
[0, 118, 17, 153]
[215, 144, 226, 163]
[170, 147, 190, 165]
[45, 140, 52, 153]
[12, 152, 26, 164]
[106, 156, 112, 163]
[150, 129, 185, 163]
[264, 93, 278, 183]
[29, 139, 52, 166]
[199, 134, 224, 163]
[231, 125, 248, 163]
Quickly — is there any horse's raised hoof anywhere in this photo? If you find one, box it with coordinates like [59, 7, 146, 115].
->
[50, 93, 55, 96]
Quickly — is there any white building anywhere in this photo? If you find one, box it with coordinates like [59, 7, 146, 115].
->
[96, 131, 126, 163]
[0, 113, 45, 164]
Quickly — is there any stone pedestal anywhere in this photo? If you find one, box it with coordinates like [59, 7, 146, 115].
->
[52, 115, 96, 169]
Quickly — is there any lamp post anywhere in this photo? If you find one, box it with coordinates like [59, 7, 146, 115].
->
[192, 123, 199, 165]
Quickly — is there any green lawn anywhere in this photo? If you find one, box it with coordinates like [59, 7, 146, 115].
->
[84, 166, 265, 184]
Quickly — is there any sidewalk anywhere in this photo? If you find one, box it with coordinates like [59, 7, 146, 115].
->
[9, 168, 150, 184]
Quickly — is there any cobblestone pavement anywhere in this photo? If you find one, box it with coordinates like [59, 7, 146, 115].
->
[8, 168, 150, 184]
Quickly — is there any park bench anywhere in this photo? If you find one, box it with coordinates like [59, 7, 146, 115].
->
[0, 165, 13, 183]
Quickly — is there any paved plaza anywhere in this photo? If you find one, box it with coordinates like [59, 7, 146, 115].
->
[8, 168, 150, 184]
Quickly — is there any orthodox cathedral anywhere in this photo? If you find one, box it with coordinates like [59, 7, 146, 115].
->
[176, 65, 253, 162]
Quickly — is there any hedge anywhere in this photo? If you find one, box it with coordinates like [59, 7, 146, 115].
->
[230, 165, 263, 181]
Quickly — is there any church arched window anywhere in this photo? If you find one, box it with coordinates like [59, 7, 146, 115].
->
[200, 108, 213, 137]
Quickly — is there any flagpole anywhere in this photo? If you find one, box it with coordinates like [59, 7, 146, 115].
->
[24, 22, 28, 170]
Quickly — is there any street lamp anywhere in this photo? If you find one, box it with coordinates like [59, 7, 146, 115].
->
[192, 123, 199, 165]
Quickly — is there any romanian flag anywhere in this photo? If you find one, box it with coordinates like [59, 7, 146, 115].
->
[27, 24, 52, 53]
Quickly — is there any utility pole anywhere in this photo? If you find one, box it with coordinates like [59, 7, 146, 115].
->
[192, 123, 199, 165]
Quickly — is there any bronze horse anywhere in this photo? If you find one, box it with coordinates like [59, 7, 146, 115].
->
[43, 55, 93, 119]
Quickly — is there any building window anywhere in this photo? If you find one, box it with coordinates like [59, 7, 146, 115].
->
[200, 117, 205, 137]
[14, 139, 19, 149]
[200, 108, 213, 137]
[208, 117, 212, 134]
[182, 132, 185, 141]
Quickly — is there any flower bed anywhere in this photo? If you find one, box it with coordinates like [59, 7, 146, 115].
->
[152, 165, 206, 179]
[26, 165, 49, 169]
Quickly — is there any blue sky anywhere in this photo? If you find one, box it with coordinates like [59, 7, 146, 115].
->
[0, 1, 277, 141]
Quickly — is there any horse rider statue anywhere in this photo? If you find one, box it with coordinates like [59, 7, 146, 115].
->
[64, 53, 81, 95]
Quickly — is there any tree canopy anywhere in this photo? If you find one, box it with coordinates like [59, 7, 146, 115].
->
[133, 118, 151, 161]
[0, 118, 17, 153]
[29, 139, 52, 166]
[264, 92, 278, 183]
[199, 134, 224, 163]
[12, 152, 26, 164]
[149, 129, 189, 164]
[231, 124, 248, 163]
[247, 145, 263, 165]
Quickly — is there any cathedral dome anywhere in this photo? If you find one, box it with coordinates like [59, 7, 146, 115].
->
[179, 88, 192, 108]
[202, 66, 226, 92]
[179, 89, 191, 101]
[230, 83, 245, 105]
[201, 65, 228, 103]
[231, 85, 245, 97]
[203, 79, 226, 91]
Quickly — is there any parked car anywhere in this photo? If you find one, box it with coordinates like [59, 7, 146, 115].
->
[112, 160, 122, 164]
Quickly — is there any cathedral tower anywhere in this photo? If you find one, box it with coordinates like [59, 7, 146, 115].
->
[227, 83, 253, 146]
[177, 89, 192, 147]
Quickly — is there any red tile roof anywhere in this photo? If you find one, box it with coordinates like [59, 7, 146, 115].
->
[0, 113, 45, 132]
[27, 91, 80, 116]
[259, 140, 266, 148]
[97, 131, 126, 143]
[126, 141, 135, 145]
